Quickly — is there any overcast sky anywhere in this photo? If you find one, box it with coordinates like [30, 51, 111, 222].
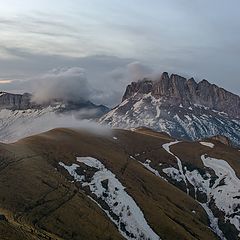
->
[0, 0, 239, 106]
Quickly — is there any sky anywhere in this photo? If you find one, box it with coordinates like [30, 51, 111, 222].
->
[0, 0, 239, 106]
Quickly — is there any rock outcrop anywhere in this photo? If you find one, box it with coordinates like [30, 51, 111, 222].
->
[122, 72, 240, 119]
[100, 72, 240, 146]
[0, 92, 33, 110]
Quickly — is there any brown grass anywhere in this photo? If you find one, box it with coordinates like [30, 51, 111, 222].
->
[0, 128, 227, 239]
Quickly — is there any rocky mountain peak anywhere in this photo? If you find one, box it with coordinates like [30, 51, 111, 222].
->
[122, 72, 240, 119]
[0, 91, 33, 110]
[160, 71, 170, 80]
[122, 79, 153, 102]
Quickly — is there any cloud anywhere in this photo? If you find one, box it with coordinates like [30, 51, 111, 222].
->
[29, 61, 153, 106]
[0, 52, 137, 106]
[1, 110, 111, 143]
[29, 64, 134, 107]
[31, 67, 91, 104]
[0, 1, 240, 99]
[107, 61, 153, 83]
[28, 62, 154, 106]
[127, 61, 153, 81]
[29, 64, 140, 107]
[107, 67, 126, 82]
[0, 79, 12, 84]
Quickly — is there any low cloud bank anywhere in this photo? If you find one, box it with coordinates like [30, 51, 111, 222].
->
[0, 61, 155, 107]
[127, 61, 153, 81]
[30, 63, 153, 105]
[0, 109, 111, 143]
[31, 67, 91, 104]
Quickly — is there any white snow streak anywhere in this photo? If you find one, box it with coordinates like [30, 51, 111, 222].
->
[156, 106, 160, 118]
[59, 157, 160, 240]
[200, 203, 226, 240]
[139, 159, 167, 181]
[162, 141, 189, 194]
[200, 142, 215, 148]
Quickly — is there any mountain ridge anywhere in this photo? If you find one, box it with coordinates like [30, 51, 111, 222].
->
[100, 72, 240, 146]
[122, 72, 240, 118]
[0, 91, 109, 114]
[0, 91, 109, 143]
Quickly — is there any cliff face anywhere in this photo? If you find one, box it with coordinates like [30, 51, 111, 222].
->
[122, 72, 240, 119]
[0, 92, 33, 110]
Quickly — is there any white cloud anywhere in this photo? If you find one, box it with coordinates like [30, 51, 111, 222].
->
[30, 62, 153, 106]
[127, 61, 152, 81]
[31, 67, 91, 104]
[0, 109, 111, 143]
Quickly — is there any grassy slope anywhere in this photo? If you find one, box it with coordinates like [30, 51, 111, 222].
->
[0, 128, 229, 239]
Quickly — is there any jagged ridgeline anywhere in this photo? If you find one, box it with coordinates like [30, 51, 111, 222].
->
[100, 72, 240, 146]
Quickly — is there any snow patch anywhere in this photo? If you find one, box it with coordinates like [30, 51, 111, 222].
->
[162, 167, 183, 182]
[140, 160, 161, 178]
[0, 92, 6, 97]
[200, 203, 226, 240]
[59, 157, 160, 240]
[200, 142, 214, 148]
[162, 141, 189, 194]
[184, 115, 192, 121]
[161, 143, 229, 239]
[201, 155, 240, 232]
[156, 106, 160, 118]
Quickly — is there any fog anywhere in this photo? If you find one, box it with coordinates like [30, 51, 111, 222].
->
[0, 109, 111, 143]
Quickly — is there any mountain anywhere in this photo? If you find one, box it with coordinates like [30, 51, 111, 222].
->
[100, 72, 240, 146]
[0, 91, 109, 115]
[0, 91, 109, 142]
[0, 91, 34, 110]
[0, 127, 239, 239]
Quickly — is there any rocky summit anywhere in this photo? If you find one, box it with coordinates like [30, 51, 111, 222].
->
[0, 92, 33, 110]
[100, 72, 240, 146]
[122, 72, 240, 118]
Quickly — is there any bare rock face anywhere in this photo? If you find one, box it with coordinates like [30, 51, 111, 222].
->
[0, 92, 33, 110]
[122, 72, 240, 119]
[122, 79, 153, 101]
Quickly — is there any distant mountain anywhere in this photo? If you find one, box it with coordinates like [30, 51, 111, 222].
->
[0, 91, 109, 142]
[100, 72, 240, 146]
[0, 91, 109, 116]
[0, 127, 239, 239]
